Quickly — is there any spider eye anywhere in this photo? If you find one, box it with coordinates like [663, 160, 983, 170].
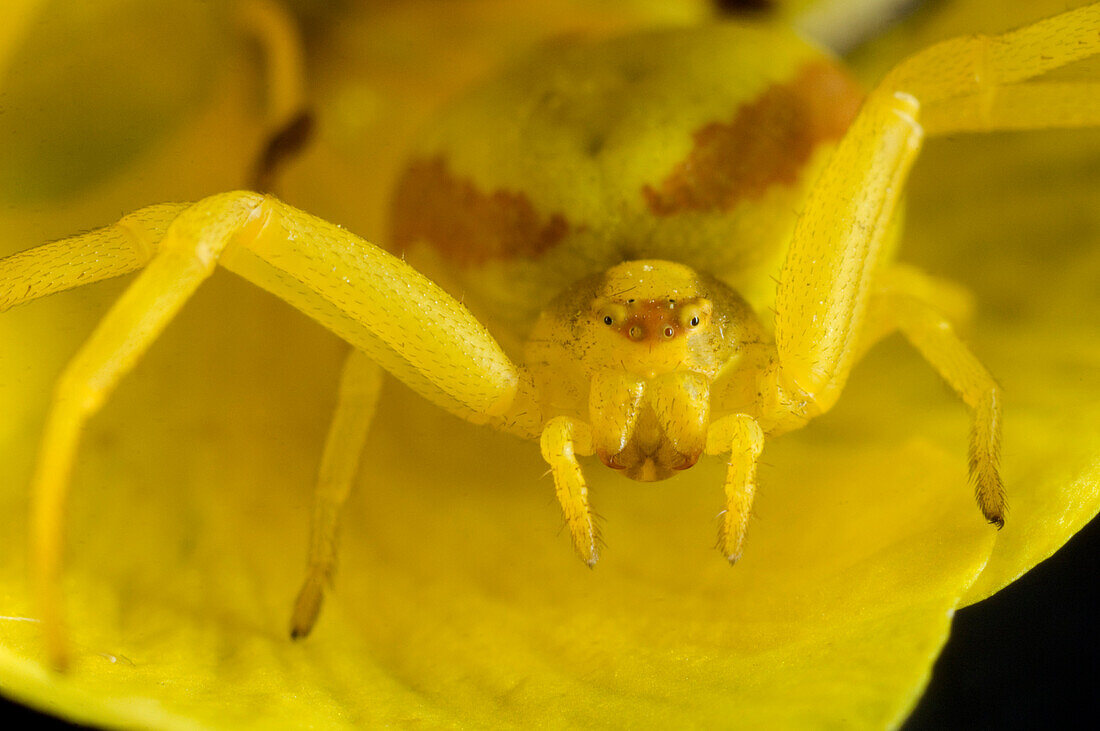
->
[595, 301, 627, 329]
[663, 326, 675, 338]
[680, 299, 712, 329]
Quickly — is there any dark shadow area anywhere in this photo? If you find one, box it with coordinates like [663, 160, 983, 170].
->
[906, 513, 1100, 729]
[0, 700, 89, 728]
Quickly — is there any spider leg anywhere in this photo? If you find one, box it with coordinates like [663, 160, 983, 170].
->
[704, 414, 764, 564]
[236, 0, 313, 192]
[4, 191, 530, 667]
[27, 193, 268, 669]
[773, 85, 923, 410]
[540, 417, 598, 567]
[217, 196, 525, 425]
[0, 203, 187, 313]
[774, 4, 1100, 411]
[863, 266, 1006, 528]
[238, 0, 306, 127]
[923, 82, 1100, 135]
[896, 4, 1100, 135]
[291, 349, 382, 640]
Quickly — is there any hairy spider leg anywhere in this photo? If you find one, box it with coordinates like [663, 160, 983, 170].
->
[238, 0, 344, 637]
[898, 9, 1100, 136]
[772, 4, 1100, 528]
[0, 204, 187, 313]
[860, 266, 1007, 526]
[704, 414, 765, 563]
[2, 192, 530, 668]
[569, 371, 717, 563]
[540, 417, 598, 567]
[777, 3, 1100, 403]
[291, 349, 382, 640]
[8, 0, 353, 641]
[25, 194, 268, 669]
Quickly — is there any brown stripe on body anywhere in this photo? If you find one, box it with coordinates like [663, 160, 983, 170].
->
[643, 61, 863, 216]
[390, 157, 570, 266]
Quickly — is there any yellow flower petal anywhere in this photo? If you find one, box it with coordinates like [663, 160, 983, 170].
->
[0, 0, 1097, 728]
[0, 300, 997, 726]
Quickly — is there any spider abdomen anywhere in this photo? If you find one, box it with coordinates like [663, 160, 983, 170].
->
[389, 22, 862, 342]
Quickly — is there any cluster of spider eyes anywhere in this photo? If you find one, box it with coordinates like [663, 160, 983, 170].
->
[598, 298, 703, 341]
[601, 314, 701, 327]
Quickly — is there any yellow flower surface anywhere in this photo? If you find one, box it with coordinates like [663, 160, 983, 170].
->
[0, 0, 1097, 727]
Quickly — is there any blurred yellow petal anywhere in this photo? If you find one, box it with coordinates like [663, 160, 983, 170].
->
[0, 1, 231, 203]
[0, 0, 1097, 728]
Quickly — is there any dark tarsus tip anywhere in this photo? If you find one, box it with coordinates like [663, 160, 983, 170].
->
[251, 109, 316, 193]
[713, 0, 774, 14]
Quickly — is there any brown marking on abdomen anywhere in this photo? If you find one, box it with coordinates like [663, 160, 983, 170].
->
[643, 60, 863, 216]
[390, 156, 570, 266]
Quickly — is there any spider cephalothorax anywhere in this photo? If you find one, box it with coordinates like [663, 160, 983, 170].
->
[525, 260, 767, 481]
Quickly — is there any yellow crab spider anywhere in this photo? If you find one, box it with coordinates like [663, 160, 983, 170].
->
[3, 4, 1100, 669]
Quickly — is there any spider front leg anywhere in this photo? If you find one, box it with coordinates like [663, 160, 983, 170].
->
[541, 417, 599, 567]
[4, 192, 532, 667]
[705, 415, 765, 564]
[773, 4, 1100, 528]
